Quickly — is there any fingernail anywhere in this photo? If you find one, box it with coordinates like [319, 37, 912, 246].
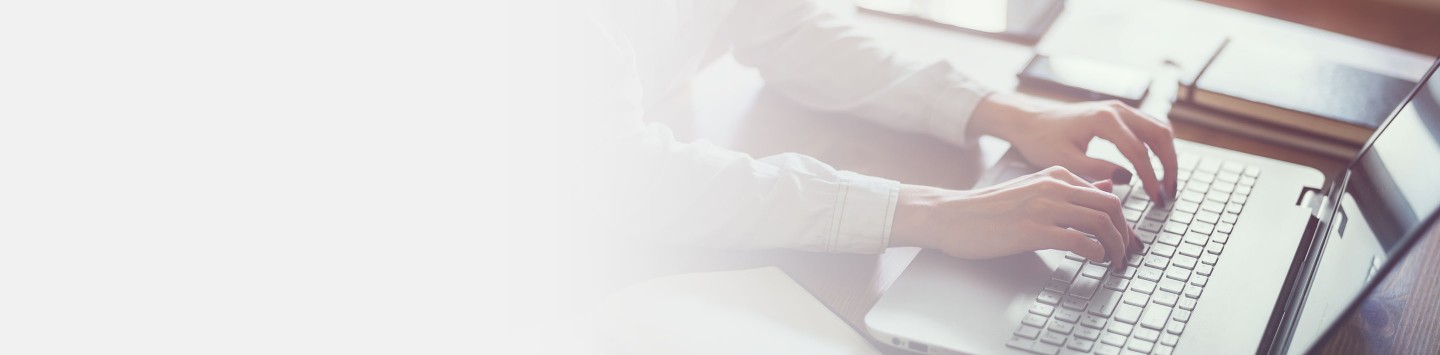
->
[1112, 169, 1132, 185]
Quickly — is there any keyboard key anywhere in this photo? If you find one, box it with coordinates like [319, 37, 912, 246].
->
[1201, 201, 1225, 213]
[1196, 211, 1221, 224]
[1169, 211, 1194, 224]
[1212, 182, 1235, 194]
[1033, 341, 1061, 355]
[1167, 321, 1186, 335]
[1108, 322, 1133, 336]
[1076, 325, 1104, 340]
[1087, 289, 1122, 316]
[1031, 303, 1056, 316]
[1240, 175, 1258, 186]
[1122, 292, 1148, 307]
[1018, 325, 1043, 339]
[1055, 259, 1083, 282]
[1173, 309, 1192, 322]
[1191, 275, 1209, 287]
[1136, 266, 1163, 282]
[1137, 230, 1157, 244]
[1102, 275, 1130, 291]
[1023, 313, 1049, 327]
[1070, 276, 1101, 299]
[1057, 308, 1083, 323]
[1152, 234, 1179, 248]
[1123, 208, 1142, 222]
[1095, 344, 1122, 355]
[1068, 338, 1095, 352]
[1140, 305, 1173, 330]
[1234, 187, 1252, 198]
[1207, 242, 1225, 254]
[1196, 158, 1219, 173]
[1212, 232, 1230, 244]
[1039, 290, 1063, 305]
[1243, 166, 1261, 177]
[1047, 280, 1070, 293]
[1160, 333, 1181, 346]
[1165, 268, 1191, 281]
[1081, 263, 1108, 279]
[1183, 232, 1209, 246]
[1196, 264, 1214, 276]
[1178, 243, 1204, 258]
[1130, 279, 1156, 294]
[1101, 333, 1127, 347]
[1171, 255, 1198, 270]
[1153, 291, 1178, 306]
[1163, 221, 1188, 235]
[1226, 202, 1244, 214]
[1054, 320, 1077, 334]
[1180, 191, 1205, 203]
[1159, 278, 1186, 294]
[1135, 328, 1162, 343]
[1221, 212, 1239, 224]
[1063, 296, 1088, 311]
[1206, 191, 1229, 203]
[1179, 298, 1198, 311]
[1128, 339, 1155, 353]
[1190, 221, 1216, 235]
[1156, 345, 1176, 355]
[1150, 244, 1176, 258]
[1184, 284, 1203, 299]
[1144, 208, 1168, 222]
[1041, 330, 1068, 345]
[1175, 200, 1200, 214]
[1114, 304, 1142, 324]
[1201, 253, 1219, 265]
[1081, 314, 1108, 329]
[1008, 335, 1037, 351]
[1139, 219, 1164, 233]
[1219, 221, 1236, 234]
[1124, 197, 1148, 211]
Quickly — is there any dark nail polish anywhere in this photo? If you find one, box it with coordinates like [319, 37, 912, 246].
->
[1112, 169, 1132, 185]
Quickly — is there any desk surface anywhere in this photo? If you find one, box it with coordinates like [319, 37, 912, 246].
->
[634, 0, 1438, 353]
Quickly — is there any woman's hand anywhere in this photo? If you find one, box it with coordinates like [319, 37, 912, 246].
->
[968, 93, 1179, 204]
[891, 167, 1141, 265]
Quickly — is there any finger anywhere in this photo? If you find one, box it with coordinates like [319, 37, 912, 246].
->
[1039, 165, 1101, 190]
[1093, 179, 1113, 193]
[1034, 227, 1106, 261]
[1040, 167, 1134, 253]
[1114, 104, 1180, 203]
[1063, 184, 1138, 257]
[1048, 202, 1129, 265]
[1089, 109, 1164, 205]
[1067, 154, 1130, 186]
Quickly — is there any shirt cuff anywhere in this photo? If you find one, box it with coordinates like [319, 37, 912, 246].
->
[828, 171, 901, 254]
[924, 69, 994, 147]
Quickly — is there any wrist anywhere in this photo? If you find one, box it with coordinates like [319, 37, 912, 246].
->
[890, 184, 948, 249]
[968, 92, 1049, 142]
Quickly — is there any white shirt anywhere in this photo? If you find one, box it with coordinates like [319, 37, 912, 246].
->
[570, 0, 993, 254]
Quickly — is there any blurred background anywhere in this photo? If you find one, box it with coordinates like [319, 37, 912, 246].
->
[1206, 0, 1440, 57]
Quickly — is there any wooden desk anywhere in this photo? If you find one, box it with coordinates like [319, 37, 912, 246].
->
[626, 0, 1438, 353]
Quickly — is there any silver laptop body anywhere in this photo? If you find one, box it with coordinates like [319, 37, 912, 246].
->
[866, 59, 1440, 355]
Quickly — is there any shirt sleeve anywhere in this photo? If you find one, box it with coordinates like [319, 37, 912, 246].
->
[725, 0, 995, 148]
[572, 14, 900, 254]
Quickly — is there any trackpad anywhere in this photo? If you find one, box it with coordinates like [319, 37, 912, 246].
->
[872, 249, 1062, 353]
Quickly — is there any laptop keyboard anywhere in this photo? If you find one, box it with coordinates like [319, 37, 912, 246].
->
[1006, 155, 1260, 355]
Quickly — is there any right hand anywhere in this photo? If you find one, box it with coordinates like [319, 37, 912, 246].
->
[891, 166, 1141, 265]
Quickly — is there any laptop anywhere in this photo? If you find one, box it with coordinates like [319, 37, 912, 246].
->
[866, 58, 1440, 355]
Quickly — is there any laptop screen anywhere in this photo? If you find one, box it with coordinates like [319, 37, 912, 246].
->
[1288, 61, 1440, 352]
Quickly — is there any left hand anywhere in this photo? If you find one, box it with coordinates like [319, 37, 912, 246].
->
[968, 93, 1178, 203]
